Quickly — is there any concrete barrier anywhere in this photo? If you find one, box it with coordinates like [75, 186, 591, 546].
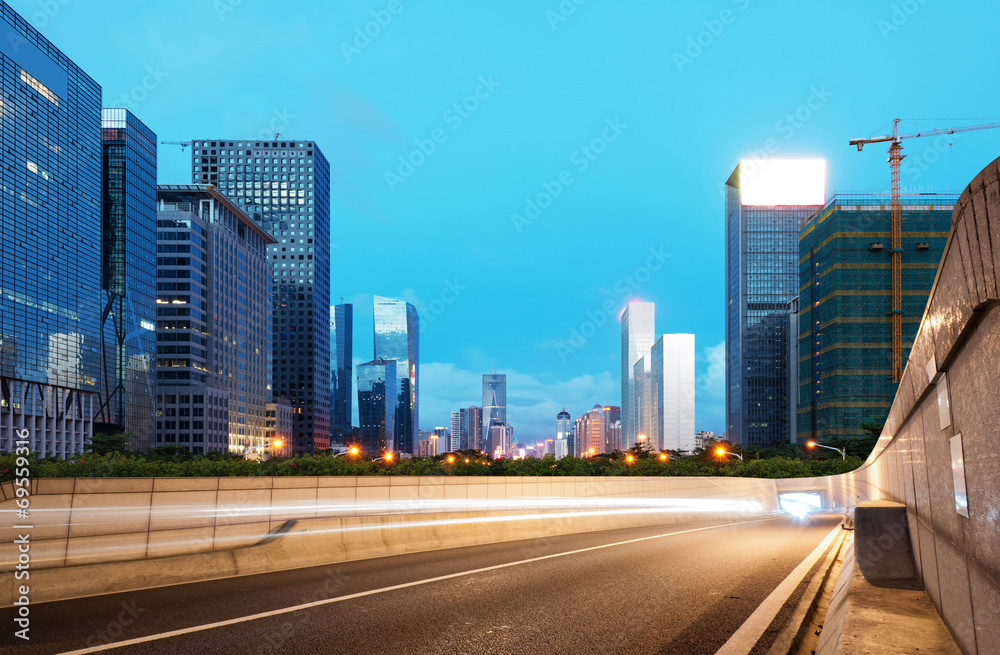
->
[853, 500, 916, 582]
[0, 475, 781, 606]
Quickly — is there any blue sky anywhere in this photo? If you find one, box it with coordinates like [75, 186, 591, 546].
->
[14, 0, 1000, 440]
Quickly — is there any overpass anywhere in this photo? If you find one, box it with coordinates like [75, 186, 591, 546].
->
[2, 157, 999, 652]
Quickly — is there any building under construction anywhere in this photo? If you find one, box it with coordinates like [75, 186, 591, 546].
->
[796, 194, 956, 442]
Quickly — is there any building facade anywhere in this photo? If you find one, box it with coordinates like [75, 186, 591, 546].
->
[154, 185, 275, 454]
[725, 160, 825, 447]
[266, 398, 293, 458]
[620, 302, 655, 450]
[576, 404, 606, 456]
[357, 357, 396, 454]
[650, 334, 696, 452]
[190, 139, 331, 454]
[98, 108, 158, 450]
[797, 195, 955, 441]
[373, 296, 419, 454]
[330, 302, 353, 438]
[467, 405, 482, 451]
[601, 406, 621, 452]
[0, 3, 103, 456]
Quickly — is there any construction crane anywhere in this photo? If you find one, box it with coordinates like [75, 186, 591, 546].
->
[160, 133, 281, 152]
[850, 118, 1000, 383]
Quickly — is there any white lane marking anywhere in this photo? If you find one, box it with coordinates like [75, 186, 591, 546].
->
[715, 523, 844, 655]
[55, 516, 784, 655]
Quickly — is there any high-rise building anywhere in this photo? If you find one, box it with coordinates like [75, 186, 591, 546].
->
[373, 296, 419, 454]
[601, 406, 621, 452]
[556, 408, 571, 455]
[482, 371, 507, 450]
[266, 398, 293, 458]
[154, 185, 275, 454]
[797, 194, 955, 442]
[650, 334, 696, 452]
[489, 423, 513, 458]
[725, 159, 826, 447]
[620, 302, 655, 449]
[467, 405, 482, 451]
[450, 409, 465, 452]
[576, 404, 606, 456]
[98, 108, 158, 451]
[632, 357, 650, 449]
[190, 139, 331, 454]
[357, 357, 396, 454]
[330, 302, 353, 438]
[0, 3, 103, 456]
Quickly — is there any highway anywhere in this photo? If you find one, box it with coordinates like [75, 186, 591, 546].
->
[2, 514, 841, 655]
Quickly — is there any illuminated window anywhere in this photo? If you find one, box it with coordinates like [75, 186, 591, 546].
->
[20, 69, 59, 105]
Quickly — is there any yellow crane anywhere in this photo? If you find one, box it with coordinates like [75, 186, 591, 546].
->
[849, 118, 1000, 383]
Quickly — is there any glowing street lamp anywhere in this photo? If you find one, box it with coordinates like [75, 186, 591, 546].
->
[372, 452, 394, 463]
[243, 439, 283, 460]
[806, 441, 846, 460]
[334, 446, 360, 458]
[715, 447, 743, 461]
[658, 453, 669, 462]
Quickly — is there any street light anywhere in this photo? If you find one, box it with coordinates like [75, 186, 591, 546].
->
[334, 446, 360, 458]
[243, 439, 283, 460]
[806, 441, 846, 460]
[372, 452, 394, 463]
[715, 447, 743, 461]
[658, 453, 669, 462]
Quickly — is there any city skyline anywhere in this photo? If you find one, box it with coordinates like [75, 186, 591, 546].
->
[11, 1, 1000, 441]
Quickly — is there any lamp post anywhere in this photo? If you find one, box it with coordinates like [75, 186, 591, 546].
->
[334, 446, 360, 458]
[244, 439, 282, 461]
[372, 452, 394, 463]
[806, 441, 846, 460]
[715, 447, 743, 461]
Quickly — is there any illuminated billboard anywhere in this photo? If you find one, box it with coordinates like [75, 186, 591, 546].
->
[740, 159, 826, 206]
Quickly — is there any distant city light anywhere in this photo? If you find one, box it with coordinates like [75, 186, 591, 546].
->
[740, 159, 826, 206]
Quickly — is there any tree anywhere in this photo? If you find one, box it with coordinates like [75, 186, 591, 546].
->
[86, 432, 130, 455]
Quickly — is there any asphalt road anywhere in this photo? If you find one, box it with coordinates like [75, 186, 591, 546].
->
[2, 513, 841, 655]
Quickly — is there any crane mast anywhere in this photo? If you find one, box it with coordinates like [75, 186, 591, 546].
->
[850, 118, 1000, 383]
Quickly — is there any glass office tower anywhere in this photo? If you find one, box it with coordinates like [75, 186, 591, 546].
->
[482, 372, 506, 453]
[330, 302, 353, 438]
[797, 194, 955, 442]
[725, 160, 825, 447]
[357, 358, 396, 454]
[99, 108, 157, 450]
[191, 139, 331, 454]
[373, 296, 419, 454]
[0, 3, 103, 456]
[619, 301, 655, 450]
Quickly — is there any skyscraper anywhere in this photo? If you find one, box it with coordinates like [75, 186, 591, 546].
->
[577, 404, 606, 456]
[330, 302, 353, 438]
[725, 159, 825, 447]
[357, 357, 396, 454]
[155, 185, 275, 454]
[98, 108, 157, 451]
[190, 139, 331, 454]
[797, 194, 955, 442]
[450, 409, 465, 451]
[373, 296, 419, 454]
[467, 405, 482, 451]
[1, 3, 102, 456]
[620, 301, 655, 449]
[650, 334, 696, 452]
[602, 406, 621, 452]
[556, 408, 571, 455]
[632, 357, 650, 448]
[482, 371, 507, 452]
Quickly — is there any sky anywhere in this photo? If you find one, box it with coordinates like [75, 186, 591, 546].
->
[12, 0, 1000, 441]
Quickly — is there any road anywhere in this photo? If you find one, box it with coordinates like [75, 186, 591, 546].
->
[2, 514, 840, 655]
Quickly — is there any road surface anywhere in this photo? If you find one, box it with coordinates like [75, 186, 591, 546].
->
[2, 513, 840, 655]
